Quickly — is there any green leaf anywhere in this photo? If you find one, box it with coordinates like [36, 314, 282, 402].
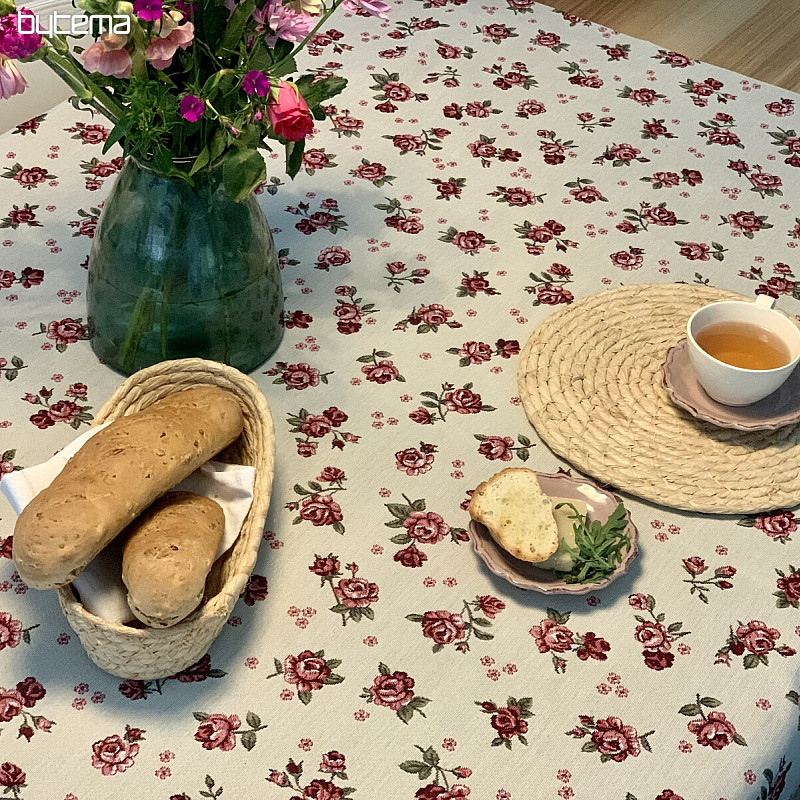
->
[422, 746, 439, 766]
[189, 146, 211, 177]
[378, 662, 391, 675]
[217, 0, 255, 54]
[397, 704, 414, 724]
[193, 711, 210, 721]
[385, 503, 411, 519]
[325, 673, 345, 685]
[240, 730, 257, 751]
[273, 658, 283, 673]
[733, 732, 748, 746]
[245, 711, 261, 729]
[298, 691, 312, 705]
[222, 148, 266, 202]
[286, 137, 306, 180]
[102, 116, 133, 155]
[678, 703, 701, 717]
[581, 741, 597, 752]
[399, 760, 429, 775]
[406, 614, 424, 622]
[743, 653, 760, 669]
[699, 697, 722, 708]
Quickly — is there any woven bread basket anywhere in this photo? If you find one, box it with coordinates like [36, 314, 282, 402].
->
[56, 358, 275, 679]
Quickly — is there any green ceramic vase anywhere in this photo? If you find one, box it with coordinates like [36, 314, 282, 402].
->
[87, 155, 284, 375]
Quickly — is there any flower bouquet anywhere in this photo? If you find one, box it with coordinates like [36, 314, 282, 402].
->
[0, 0, 389, 374]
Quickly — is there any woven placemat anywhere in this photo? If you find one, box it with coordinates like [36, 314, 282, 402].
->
[517, 283, 800, 514]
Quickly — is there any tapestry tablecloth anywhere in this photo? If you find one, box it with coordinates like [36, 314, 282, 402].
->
[1, 2, 800, 798]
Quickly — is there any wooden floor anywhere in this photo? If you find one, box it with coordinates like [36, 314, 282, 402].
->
[537, 0, 800, 93]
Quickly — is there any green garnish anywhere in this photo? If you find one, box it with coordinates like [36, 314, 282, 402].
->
[553, 501, 631, 584]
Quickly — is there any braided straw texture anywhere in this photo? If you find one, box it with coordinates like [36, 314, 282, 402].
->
[517, 283, 800, 514]
[56, 358, 275, 679]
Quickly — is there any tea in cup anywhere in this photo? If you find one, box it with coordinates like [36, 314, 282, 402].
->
[686, 295, 800, 406]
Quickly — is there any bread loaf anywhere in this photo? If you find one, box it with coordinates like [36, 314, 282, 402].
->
[13, 387, 244, 590]
[469, 468, 559, 562]
[122, 491, 225, 627]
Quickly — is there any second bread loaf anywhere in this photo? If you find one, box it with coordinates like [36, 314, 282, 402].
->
[122, 491, 225, 627]
[13, 386, 244, 590]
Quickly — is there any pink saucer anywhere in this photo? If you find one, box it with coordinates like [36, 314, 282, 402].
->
[469, 472, 638, 595]
[661, 338, 800, 431]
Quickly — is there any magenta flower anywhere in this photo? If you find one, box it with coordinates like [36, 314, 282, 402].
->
[179, 94, 204, 122]
[133, 0, 163, 21]
[242, 69, 270, 96]
[342, 0, 391, 19]
[0, 8, 44, 59]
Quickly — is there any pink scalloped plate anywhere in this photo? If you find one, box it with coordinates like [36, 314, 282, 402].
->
[469, 472, 638, 595]
[661, 338, 800, 431]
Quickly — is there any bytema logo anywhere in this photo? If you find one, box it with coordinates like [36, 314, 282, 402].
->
[16, 8, 131, 35]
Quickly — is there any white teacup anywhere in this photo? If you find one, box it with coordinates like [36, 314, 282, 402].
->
[686, 295, 800, 406]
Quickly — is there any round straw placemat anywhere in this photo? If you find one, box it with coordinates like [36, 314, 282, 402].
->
[517, 283, 800, 514]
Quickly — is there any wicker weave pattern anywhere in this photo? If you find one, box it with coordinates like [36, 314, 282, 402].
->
[56, 358, 275, 679]
[517, 284, 800, 514]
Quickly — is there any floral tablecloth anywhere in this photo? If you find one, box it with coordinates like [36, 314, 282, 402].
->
[2, 2, 800, 799]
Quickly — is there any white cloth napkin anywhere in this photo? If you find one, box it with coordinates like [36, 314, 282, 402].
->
[0, 422, 256, 624]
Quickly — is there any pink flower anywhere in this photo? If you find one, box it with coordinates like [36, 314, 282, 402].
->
[80, 34, 132, 78]
[194, 714, 240, 751]
[0, 688, 23, 722]
[421, 610, 466, 645]
[342, 0, 391, 18]
[530, 618, 574, 653]
[370, 671, 415, 710]
[256, 0, 315, 43]
[145, 21, 194, 70]
[91, 734, 140, 775]
[242, 69, 270, 96]
[180, 94, 204, 122]
[0, 8, 43, 59]
[686, 711, 737, 750]
[267, 81, 314, 141]
[0, 612, 21, 652]
[0, 56, 25, 99]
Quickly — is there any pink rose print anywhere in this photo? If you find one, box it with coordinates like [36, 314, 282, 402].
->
[408, 596, 499, 653]
[715, 620, 795, 667]
[334, 577, 379, 609]
[477, 698, 533, 749]
[530, 618, 574, 654]
[420, 610, 467, 645]
[567, 715, 652, 763]
[680, 695, 746, 750]
[194, 714, 241, 751]
[775, 565, 800, 607]
[0, 613, 23, 651]
[0, 688, 23, 722]
[0, 763, 26, 792]
[631, 595, 689, 670]
[265, 361, 333, 391]
[363, 664, 430, 723]
[193, 711, 266, 751]
[270, 649, 342, 704]
[300, 495, 344, 527]
[395, 444, 436, 476]
[530, 609, 610, 672]
[742, 509, 797, 543]
[404, 510, 450, 544]
[91, 734, 140, 775]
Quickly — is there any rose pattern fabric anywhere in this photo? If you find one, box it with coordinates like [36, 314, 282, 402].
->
[2, 1, 800, 797]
